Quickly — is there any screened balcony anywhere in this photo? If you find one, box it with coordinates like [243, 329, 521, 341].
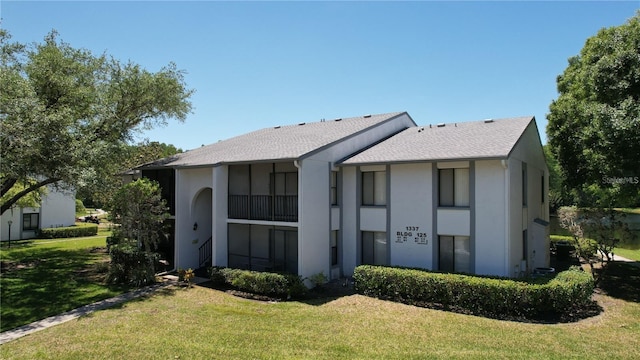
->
[228, 163, 298, 222]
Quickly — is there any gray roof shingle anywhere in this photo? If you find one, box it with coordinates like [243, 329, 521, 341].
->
[340, 116, 535, 165]
[139, 112, 409, 168]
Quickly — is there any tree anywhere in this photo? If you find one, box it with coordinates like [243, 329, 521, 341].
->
[0, 30, 193, 215]
[76, 140, 182, 208]
[107, 178, 169, 286]
[543, 144, 566, 212]
[558, 206, 634, 283]
[546, 13, 640, 207]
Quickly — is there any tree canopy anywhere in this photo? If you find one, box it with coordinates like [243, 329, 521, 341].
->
[546, 13, 640, 207]
[77, 140, 183, 208]
[0, 30, 193, 215]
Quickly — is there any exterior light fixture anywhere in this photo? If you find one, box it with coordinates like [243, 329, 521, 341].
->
[193, 222, 198, 231]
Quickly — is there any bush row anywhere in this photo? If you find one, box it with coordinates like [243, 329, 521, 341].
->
[38, 224, 98, 239]
[209, 267, 307, 299]
[353, 265, 594, 319]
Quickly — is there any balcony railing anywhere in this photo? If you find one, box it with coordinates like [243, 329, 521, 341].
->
[274, 195, 298, 222]
[228, 194, 298, 222]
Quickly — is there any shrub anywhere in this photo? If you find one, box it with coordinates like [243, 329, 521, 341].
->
[208, 266, 227, 286]
[38, 224, 98, 239]
[107, 244, 159, 287]
[353, 265, 594, 319]
[209, 267, 307, 299]
[75, 199, 86, 214]
[307, 272, 328, 289]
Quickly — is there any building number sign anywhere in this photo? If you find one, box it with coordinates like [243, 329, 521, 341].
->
[396, 226, 428, 245]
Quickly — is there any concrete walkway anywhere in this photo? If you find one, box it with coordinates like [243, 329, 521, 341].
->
[0, 276, 209, 345]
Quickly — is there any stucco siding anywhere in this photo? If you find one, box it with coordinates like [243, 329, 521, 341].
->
[40, 187, 76, 229]
[475, 160, 508, 276]
[175, 168, 214, 270]
[298, 159, 331, 279]
[360, 208, 387, 231]
[212, 166, 228, 266]
[437, 209, 471, 236]
[389, 163, 433, 269]
[341, 166, 358, 275]
[1, 186, 75, 241]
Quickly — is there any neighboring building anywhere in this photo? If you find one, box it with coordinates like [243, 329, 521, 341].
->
[137, 112, 549, 280]
[1, 185, 76, 241]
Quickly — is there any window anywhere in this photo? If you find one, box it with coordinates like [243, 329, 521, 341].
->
[330, 171, 338, 206]
[362, 171, 386, 206]
[228, 224, 298, 274]
[438, 168, 469, 207]
[331, 230, 338, 266]
[438, 235, 470, 273]
[361, 231, 387, 265]
[22, 213, 40, 231]
[522, 162, 528, 207]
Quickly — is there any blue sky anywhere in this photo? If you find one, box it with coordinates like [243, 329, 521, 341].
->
[2, 1, 638, 151]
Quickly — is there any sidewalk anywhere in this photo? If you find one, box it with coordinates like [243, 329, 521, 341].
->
[0, 276, 209, 345]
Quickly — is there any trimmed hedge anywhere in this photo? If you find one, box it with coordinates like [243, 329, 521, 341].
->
[353, 265, 594, 319]
[209, 267, 307, 299]
[38, 224, 98, 239]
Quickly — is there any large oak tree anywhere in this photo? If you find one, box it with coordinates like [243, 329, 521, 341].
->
[0, 30, 193, 214]
[547, 13, 640, 207]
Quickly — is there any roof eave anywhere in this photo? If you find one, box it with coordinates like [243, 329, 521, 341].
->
[338, 155, 511, 167]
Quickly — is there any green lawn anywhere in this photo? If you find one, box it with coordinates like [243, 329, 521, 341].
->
[616, 208, 640, 215]
[0, 232, 128, 332]
[1, 280, 639, 359]
[3, 231, 639, 358]
[614, 247, 640, 261]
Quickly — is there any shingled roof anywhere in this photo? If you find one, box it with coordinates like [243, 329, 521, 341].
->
[139, 112, 412, 169]
[340, 116, 535, 165]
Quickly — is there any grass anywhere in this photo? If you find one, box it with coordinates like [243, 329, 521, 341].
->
[0, 230, 128, 332]
[614, 247, 640, 261]
[2, 227, 638, 358]
[616, 208, 640, 215]
[1, 276, 639, 359]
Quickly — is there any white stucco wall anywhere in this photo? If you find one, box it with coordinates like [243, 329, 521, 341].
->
[331, 207, 340, 231]
[174, 167, 213, 270]
[389, 163, 433, 269]
[212, 165, 228, 267]
[1, 186, 75, 241]
[298, 159, 331, 280]
[360, 208, 386, 232]
[341, 166, 358, 275]
[508, 120, 550, 272]
[437, 209, 470, 236]
[40, 187, 76, 229]
[475, 160, 509, 276]
[1, 208, 23, 241]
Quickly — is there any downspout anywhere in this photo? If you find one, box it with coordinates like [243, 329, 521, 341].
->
[501, 159, 510, 276]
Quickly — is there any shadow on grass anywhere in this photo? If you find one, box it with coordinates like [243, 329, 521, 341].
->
[597, 261, 640, 303]
[196, 279, 356, 306]
[0, 246, 129, 332]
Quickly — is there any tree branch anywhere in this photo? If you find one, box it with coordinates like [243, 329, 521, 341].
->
[1, 178, 18, 198]
[0, 177, 60, 215]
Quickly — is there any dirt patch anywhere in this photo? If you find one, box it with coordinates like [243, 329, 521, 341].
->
[0, 259, 44, 272]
